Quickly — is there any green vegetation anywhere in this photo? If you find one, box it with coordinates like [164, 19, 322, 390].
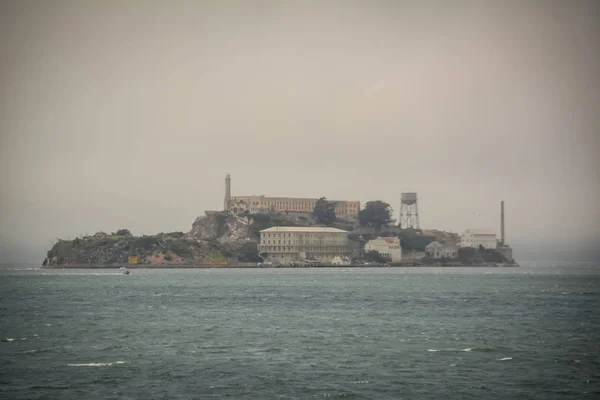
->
[249, 213, 275, 236]
[214, 212, 230, 236]
[164, 231, 185, 239]
[313, 197, 337, 226]
[169, 239, 194, 257]
[375, 228, 436, 251]
[396, 229, 435, 251]
[43, 229, 233, 266]
[248, 213, 302, 236]
[364, 250, 388, 264]
[229, 242, 261, 262]
[358, 201, 394, 230]
[331, 220, 355, 232]
[271, 214, 299, 227]
[47, 239, 75, 264]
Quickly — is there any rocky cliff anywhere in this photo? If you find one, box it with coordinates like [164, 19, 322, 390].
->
[455, 246, 517, 265]
[187, 213, 255, 243]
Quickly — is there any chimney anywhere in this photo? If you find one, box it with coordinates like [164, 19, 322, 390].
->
[224, 173, 231, 211]
[500, 200, 505, 246]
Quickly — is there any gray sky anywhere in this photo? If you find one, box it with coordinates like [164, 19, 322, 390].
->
[1, 0, 599, 261]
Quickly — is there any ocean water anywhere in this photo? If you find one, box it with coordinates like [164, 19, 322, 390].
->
[1, 264, 599, 399]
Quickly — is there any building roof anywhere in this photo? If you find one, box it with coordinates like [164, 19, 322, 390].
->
[380, 237, 397, 244]
[425, 241, 443, 248]
[464, 229, 496, 235]
[260, 226, 349, 233]
[232, 195, 360, 203]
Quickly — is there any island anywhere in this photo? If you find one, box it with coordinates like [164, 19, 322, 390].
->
[42, 209, 517, 269]
[42, 174, 517, 268]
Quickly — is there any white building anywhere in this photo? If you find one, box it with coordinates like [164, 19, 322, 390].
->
[460, 229, 497, 249]
[364, 237, 402, 262]
[259, 226, 351, 264]
[425, 241, 458, 258]
[331, 256, 352, 266]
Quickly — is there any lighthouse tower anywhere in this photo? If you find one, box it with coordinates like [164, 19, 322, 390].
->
[224, 174, 231, 211]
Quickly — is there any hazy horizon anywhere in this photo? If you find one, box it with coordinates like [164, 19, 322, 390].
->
[1, 1, 599, 262]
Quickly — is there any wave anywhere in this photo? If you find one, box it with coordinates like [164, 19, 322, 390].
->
[28, 384, 73, 390]
[426, 346, 502, 353]
[67, 361, 127, 367]
[68, 363, 113, 367]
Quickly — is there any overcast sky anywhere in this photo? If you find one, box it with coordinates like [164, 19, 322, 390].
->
[1, 0, 599, 261]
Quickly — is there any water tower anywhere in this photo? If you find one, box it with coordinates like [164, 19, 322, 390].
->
[399, 192, 419, 229]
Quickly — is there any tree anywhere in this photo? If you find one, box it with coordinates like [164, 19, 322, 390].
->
[249, 213, 274, 236]
[397, 228, 435, 251]
[364, 250, 387, 264]
[313, 197, 337, 226]
[115, 229, 132, 236]
[236, 242, 262, 262]
[359, 201, 394, 230]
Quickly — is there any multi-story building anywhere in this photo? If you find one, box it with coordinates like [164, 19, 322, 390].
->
[222, 174, 361, 220]
[460, 229, 497, 249]
[229, 195, 360, 220]
[364, 237, 402, 262]
[258, 226, 352, 264]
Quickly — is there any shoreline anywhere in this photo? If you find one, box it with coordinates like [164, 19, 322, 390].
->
[41, 263, 520, 269]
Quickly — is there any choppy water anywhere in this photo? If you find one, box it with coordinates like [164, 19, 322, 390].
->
[1, 264, 599, 399]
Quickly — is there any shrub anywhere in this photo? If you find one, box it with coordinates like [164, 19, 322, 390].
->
[236, 242, 261, 262]
[364, 250, 387, 264]
[170, 240, 193, 257]
[135, 236, 159, 249]
[249, 213, 274, 235]
[165, 231, 185, 239]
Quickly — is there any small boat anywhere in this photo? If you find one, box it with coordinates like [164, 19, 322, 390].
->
[120, 266, 130, 275]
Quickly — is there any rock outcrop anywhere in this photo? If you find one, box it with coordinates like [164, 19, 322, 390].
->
[455, 246, 517, 265]
[187, 214, 255, 243]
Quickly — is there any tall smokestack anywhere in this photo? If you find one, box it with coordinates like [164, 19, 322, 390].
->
[224, 173, 231, 211]
[500, 200, 505, 246]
